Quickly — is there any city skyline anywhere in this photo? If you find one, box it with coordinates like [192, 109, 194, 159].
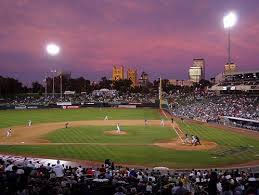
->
[1, 0, 259, 85]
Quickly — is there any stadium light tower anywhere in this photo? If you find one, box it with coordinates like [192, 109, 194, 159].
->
[46, 43, 60, 98]
[46, 43, 60, 56]
[223, 12, 237, 64]
[51, 69, 57, 98]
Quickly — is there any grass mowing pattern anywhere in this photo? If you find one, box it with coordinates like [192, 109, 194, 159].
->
[0, 143, 258, 168]
[44, 126, 176, 144]
[0, 108, 163, 128]
[177, 120, 259, 165]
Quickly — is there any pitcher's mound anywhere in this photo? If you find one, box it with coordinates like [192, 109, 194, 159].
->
[105, 130, 128, 135]
[154, 139, 217, 151]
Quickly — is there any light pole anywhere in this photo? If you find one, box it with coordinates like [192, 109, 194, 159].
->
[223, 12, 237, 64]
[44, 74, 47, 99]
[51, 69, 57, 98]
[46, 43, 60, 99]
[60, 72, 62, 99]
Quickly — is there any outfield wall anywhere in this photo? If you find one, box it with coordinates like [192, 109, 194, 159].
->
[0, 102, 159, 110]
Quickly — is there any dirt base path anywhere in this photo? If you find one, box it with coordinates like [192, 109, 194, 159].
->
[159, 109, 218, 150]
[154, 139, 217, 151]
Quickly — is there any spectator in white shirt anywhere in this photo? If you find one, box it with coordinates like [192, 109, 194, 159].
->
[53, 160, 64, 178]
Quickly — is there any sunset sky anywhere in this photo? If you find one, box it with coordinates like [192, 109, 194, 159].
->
[0, 0, 259, 85]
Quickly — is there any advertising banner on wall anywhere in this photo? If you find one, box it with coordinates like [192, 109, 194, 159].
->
[62, 105, 80, 109]
[118, 105, 136, 109]
[57, 102, 72, 106]
[15, 106, 27, 110]
[26, 106, 38, 109]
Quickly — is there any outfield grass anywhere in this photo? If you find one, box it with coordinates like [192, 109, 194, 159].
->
[44, 126, 175, 144]
[0, 142, 258, 168]
[0, 108, 163, 128]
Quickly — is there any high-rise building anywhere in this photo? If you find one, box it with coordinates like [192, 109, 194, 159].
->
[127, 68, 138, 87]
[189, 66, 202, 83]
[193, 58, 205, 80]
[189, 58, 205, 82]
[112, 65, 124, 81]
[139, 72, 149, 87]
[224, 63, 237, 74]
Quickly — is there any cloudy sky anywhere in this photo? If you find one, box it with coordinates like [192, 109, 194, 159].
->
[0, 0, 259, 85]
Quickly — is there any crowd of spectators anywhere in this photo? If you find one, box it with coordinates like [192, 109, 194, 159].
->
[0, 155, 259, 195]
[1, 92, 259, 124]
[2, 93, 157, 106]
[172, 94, 259, 122]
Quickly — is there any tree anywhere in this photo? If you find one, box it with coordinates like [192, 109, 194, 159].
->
[99, 77, 112, 89]
[0, 76, 26, 97]
[199, 79, 212, 88]
[113, 79, 132, 93]
[32, 82, 44, 93]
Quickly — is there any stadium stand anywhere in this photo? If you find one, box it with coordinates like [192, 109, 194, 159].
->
[171, 93, 259, 131]
[0, 155, 259, 195]
[209, 71, 259, 95]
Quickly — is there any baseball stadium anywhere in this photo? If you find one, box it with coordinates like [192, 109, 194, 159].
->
[1, 1, 259, 194]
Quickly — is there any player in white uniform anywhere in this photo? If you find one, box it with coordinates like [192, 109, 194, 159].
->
[144, 119, 148, 126]
[191, 135, 197, 145]
[28, 120, 32, 127]
[104, 116, 108, 120]
[184, 134, 190, 144]
[160, 119, 164, 127]
[6, 128, 12, 137]
[6, 129, 9, 137]
[116, 123, 120, 133]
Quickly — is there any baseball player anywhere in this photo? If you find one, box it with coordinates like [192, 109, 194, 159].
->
[6, 129, 9, 137]
[191, 135, 197, 145]
[28, 120, 32, 127]
[196, 136, 201, 145]
[65, 122, 69, 128]
[7, 128, 12, 137]
[116, 123, 120, 133]
[184, 133, 189, 144]
[144, 119, 148, 126]
[160, 119, 165, 127]
[104, 116, 108, 120]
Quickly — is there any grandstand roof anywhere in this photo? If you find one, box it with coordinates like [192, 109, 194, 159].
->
[224, 116, 259, 124]
[225, 70, 259, 76]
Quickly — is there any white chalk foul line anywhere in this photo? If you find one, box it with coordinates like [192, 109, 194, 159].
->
[161, 109, 184, 144]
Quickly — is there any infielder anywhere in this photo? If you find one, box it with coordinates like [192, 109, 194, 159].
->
[28, 120, 32, 127]
[6, 128, 12, 137]
[104, 116, 108, 120]
[144, 119, 148, 126]
[5, 129, 9, 137]
[116, 123, 120, 133]
[65, 122, 69, 128]
[160, 119, 165, 127]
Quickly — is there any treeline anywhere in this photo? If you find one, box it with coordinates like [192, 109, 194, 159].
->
[0, 74, 211, 97]
[0, 76, 28, 97]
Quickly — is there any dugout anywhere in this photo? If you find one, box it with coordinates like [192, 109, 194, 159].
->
[222, 116, 259, 131]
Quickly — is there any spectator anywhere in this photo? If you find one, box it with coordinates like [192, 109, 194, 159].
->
[53, 160, 64, 177]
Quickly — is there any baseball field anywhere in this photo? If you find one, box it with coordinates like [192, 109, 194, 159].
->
[0, 108, 259, 168]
